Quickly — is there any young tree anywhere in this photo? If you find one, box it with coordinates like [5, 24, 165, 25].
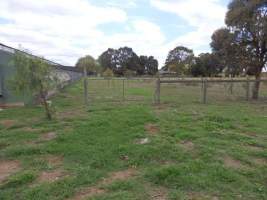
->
[10, 52, 57, 120]
[225, 0, 267, 99]
[76, 55, 99, 74]
[165, 46, 194, 76]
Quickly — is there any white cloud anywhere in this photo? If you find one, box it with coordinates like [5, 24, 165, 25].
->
[151, 0, 227, 56]
[0, 0, 227, 68]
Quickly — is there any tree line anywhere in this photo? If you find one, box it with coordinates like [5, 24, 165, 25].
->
[76, 47, 159, 77]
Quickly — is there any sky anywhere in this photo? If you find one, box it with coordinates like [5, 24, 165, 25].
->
[0, 0, 230, 67]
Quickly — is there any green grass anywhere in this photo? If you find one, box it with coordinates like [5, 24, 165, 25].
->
[0, 80, 266, 200]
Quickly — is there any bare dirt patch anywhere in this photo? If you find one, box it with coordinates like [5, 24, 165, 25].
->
[223, 156, 244, 169]
[145, 124, 160, 135]
[149, 186, 168, 200]
[40, 132, 57, 142]
[180, 140, 195, 151]
[0, 120, 16, 129]
[0, 160, 20, 183]
[37, 169, 67, 183]
[72, 187, 105, 200]
[187, 192, 219, 200]
[70, 168, 137, 200]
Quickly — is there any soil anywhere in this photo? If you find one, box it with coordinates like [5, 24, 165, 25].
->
[223, 156, 243, 169]
[0, 120, 16, 129]
[180, 140, 195, 151]
[41, 132, 57, 141]
[145, 124, 160, 135]
[37, 169, 67, 183]
[0, 160, 20, 183]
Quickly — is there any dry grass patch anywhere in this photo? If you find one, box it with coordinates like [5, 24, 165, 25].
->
[187, 192, 219, 200]
[223, 156, 246, 169]
[145, 123, 160, 135]
[70, 168, 137, 200]
[148, 186, 168, 200]
[180, 140, 195, 151]
[0, 120, 17, 129]
[40, 132, 57, 142]
[46, 155, 64, 168]
[37, 169, 68, 183]
[0, 160, 20, 183]
[252, 157, 267, 166]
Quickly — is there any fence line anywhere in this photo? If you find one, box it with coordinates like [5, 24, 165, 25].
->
[82, 77, 267, 105]
[157, 78, 267, 104]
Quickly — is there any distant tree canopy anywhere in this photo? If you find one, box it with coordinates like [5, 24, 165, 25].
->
[139, 55, 158, 75]
[75, 55, 99, 74]
[164, 46, 194, 76]
[211, 0, 267, 99]
[191, 53, 223, 77]
[98, 47, 158, 76]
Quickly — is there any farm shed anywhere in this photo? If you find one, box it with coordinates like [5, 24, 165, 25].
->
[0, 43, 82, 107]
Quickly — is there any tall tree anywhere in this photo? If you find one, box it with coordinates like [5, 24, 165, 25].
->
[76, 55, 99, 74]
[191, 53, 223, 77]
[211, 28, 246, 77]
[165, 46, 194, 76]
[225, 0, 267, 99]
[139, 55, 158, 75]
[98, 47, 141, 76]
[9, 52, 57, 120]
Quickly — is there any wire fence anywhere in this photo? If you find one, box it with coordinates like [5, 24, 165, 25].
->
[84, 77, 267, 106]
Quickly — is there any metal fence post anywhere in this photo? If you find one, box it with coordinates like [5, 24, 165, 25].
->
[203, 78, 207, 104]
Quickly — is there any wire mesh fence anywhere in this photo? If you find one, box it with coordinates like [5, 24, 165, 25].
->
[82, 77, 267, 106]
[159, 78, 267, 105]
[87, 78, 155, 105]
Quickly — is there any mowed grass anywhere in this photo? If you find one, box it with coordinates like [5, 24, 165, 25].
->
[0, 79, 266, 200]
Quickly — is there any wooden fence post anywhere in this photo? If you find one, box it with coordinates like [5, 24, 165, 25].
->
[83, 66, 88, 106]
[230, 77, 233, 94]
[203, 78, 207, 104]
[122, 79, 125, 101]
[155, 77, 160, 104]
[246, 77, 250, 101]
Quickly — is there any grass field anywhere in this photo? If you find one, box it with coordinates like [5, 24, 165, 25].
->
[0, 80, 266, 200]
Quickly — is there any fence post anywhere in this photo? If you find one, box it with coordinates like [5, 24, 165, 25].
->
[230, 77, 233, 94]
[246, 77, 250, 101]
[83, 66, 88, 106]
[122, 79, 125, 101]
[203, 78, 207, 104]
[155, 77, 160, 104]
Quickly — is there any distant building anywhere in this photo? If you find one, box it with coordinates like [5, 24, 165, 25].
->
[0, 43, 82, 107]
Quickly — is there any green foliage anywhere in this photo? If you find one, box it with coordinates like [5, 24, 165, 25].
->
[9, 52, 57, 120]
[102, 68, 114, 77]
[165, 46, 194, 76]
[75, 55, 99, 74]
[191, 53, 223, 77]
[212, 0, 267, 98]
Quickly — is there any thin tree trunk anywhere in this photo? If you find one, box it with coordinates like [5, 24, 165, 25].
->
[252, 73, 261, 100]
[40, 82, 52, 120]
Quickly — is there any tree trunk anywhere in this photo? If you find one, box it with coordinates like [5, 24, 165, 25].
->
[40, 82, 52, 120]
[252, 73, 261, 100]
